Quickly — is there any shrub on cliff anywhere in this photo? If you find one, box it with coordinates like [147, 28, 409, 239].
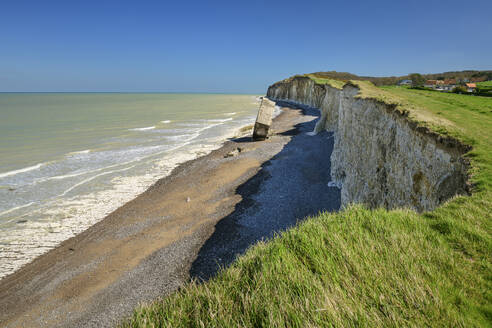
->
[452, 86, 468, 94]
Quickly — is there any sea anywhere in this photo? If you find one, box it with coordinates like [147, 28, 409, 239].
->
[0, 93, 261, 279]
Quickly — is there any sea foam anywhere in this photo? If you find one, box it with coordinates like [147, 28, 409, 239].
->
[69, 149, 91, 155]
[129, 126, 156, 131]
[201, 118, 233, 123]
[0, 163, 44, 179]
[0, 93, 260, 279]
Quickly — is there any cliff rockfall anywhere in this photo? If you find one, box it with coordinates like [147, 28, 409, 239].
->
[267, 76, 470, 212]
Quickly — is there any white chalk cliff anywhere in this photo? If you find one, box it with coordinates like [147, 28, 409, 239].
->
[267, 76, 470, 212]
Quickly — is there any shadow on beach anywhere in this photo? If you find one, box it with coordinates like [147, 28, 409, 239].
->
[190, 103, 341, 281]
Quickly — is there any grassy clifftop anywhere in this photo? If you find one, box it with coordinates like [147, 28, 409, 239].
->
[122, 80, 492, 327]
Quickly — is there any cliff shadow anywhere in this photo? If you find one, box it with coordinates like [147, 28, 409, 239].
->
[190, 104, 341, 281]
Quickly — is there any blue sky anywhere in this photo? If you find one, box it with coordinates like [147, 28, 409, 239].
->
[1, 0, 491, 93]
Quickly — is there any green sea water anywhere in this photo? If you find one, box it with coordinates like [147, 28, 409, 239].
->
[0, 93, 261, 278]
[0, 93, 258, 172]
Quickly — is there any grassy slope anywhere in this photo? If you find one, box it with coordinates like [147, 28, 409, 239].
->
[122, 83, 492, 327]
[478, 81, 492, 87]
[305, 74, 346, 89]
[476, 81, 492, 96]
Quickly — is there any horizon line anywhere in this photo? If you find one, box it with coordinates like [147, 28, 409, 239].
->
[0, 91, 263, 95]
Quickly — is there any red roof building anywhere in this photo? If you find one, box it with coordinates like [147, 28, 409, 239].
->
[425, 80, 443, 85]
[471, 77, 487, 83]
[443, 79, 457, 85]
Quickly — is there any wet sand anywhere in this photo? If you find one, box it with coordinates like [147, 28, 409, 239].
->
[0, 102, 340, 328]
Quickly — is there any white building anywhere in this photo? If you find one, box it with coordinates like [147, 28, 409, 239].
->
[398, 79, 412, 86]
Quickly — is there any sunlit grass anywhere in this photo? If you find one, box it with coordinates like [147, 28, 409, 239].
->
[121, 81, 492, 328]
[477, 81, 492, 87]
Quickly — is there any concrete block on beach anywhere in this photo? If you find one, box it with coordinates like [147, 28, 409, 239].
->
[253, 97, 275, 140]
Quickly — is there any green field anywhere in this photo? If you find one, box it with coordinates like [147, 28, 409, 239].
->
[477, 81, 492, 87]
[476, 81, 492, 96]
[121, 81, 492, 327]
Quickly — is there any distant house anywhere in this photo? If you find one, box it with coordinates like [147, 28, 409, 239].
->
[424, 79, 456, 92]
[466, 83, 477, 93]
[443, 79, 457, 85]
[439, 79, 456, 91]
[424, 80, 441, 89]
[398, 79, 412, 86]
[471, 76, 487, 83]
[424, 80, 436, 88]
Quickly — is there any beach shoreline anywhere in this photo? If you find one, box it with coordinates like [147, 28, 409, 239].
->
[0, 94, 261, 279]
[0, 102, 340, 328]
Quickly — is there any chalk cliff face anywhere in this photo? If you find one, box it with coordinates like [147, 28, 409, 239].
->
[267, 76, 469, 212]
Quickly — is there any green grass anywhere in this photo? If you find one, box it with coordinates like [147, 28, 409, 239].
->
[476, 81, 492, 95]
[379, 87, 492, 188]
[305, 74, 346, 89]
[477, 81, 492, 87]
[122, 82, 492, 328]
[274, 74, 346, 90]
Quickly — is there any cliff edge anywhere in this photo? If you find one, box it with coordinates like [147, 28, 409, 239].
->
[267, 76, 471, 212]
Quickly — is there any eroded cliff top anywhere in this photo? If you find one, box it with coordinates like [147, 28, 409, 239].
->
[270, 75, 476, 154]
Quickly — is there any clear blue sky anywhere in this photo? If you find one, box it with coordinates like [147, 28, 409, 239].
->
[1, 0, 491, 93]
